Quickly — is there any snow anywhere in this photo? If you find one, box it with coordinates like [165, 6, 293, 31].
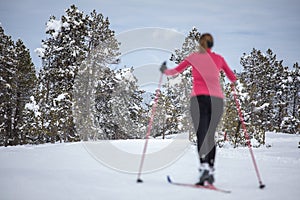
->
[116, 68, 136, 83]
[235, 80, 249, 101]
[54, 93, 68, 101]
[46, 19, 62, 38]
[34, 47, 45, 57]
[0, 132, 299, 200]
[254, 103, 270, 112]
[25, 96, 41, 117]
[168, 75, 184, 87]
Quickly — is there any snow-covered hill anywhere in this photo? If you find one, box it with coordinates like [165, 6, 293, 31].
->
[0, 132, 299, 200]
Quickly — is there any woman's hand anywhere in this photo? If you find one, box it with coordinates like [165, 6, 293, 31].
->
[160, 61, 167, 73]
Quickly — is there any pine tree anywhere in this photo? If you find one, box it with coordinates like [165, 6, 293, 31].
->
[170, 27, 201, 64]
[239, 48, 280, 144]
[91, 67, 145, 140]
[35, 5, 88, 143]
[112, 68, 146, 139]
[32, 5, 121, 143]
[272, 63, 289, 131]
[164, 27, 201, 140]
[149, 87, 181, 139]
[23, 95, 41, 144]
[73, 9, 120, 140]
[222, 80, 252, 147]
[149, 90, 169, 138]
[0, 26, 36, 146]
[222, 83, 239, 147]
[237, 48, 298, 143]
[290, 63, 300, 133]
[94, 67, 119, 139]
[0, 25, 16, 146]
[13, 39, 37, 144]
[277, 63, 300, 133]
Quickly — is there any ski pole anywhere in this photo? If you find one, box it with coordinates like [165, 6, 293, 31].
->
[136, 71, 164, 183]
[231, 84, 266, 189]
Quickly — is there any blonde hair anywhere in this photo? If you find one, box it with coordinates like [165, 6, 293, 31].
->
[199, 33, 214, 53]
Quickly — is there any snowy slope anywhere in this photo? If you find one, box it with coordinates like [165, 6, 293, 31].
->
[0, 132, 299, 200]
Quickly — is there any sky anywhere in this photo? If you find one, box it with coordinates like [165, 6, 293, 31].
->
[0, 0, 299, 75]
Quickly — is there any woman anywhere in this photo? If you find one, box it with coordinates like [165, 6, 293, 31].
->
[160, 33, 237, 185]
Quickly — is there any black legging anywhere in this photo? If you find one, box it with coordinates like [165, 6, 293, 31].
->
[190, 95, 224, 167]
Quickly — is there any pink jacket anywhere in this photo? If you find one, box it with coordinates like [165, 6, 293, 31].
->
[164, 49, 237, 99]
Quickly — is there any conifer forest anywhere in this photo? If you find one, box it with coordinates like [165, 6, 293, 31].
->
[0, 5, 299, 147]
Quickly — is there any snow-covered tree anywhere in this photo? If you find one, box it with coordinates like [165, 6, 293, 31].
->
[272, 64, 291, 131]
[35, 5, 87, 143]
[22, 96, 42, 144]
[73, 9, 120, 141]
[0, 25, 16, 146]
[13, 39, 37, 144]
[274, 62, 300, 133]
[162, 74, 193, 138]
[238, 49, 280, 143]
[222, 80, 253, 147]
[161, 27, 202, 140]
[238, 48, 298, 140]
[150, 87, 181, 138]
[0, 26, 36, 146]
[290, 63, 300, 133]
[170, 27, 201, 64]
[30, 5, 121, 143]
[94, 67, 119, 139]
[92, 67, 146, 140]
[112, 68, 146, 139]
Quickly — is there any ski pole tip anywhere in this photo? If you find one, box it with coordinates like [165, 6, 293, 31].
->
[166, 175, 172, 183]
[137, 178, 143, 183]
[259, 184, 266, 189]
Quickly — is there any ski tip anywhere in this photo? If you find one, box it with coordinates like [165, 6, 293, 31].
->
[166, 175, 172, 183]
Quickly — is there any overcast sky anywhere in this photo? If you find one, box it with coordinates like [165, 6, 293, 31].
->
[0, 0, 299, 73]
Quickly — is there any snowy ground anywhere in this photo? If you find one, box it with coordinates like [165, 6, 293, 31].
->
[0, 132, 299, 200]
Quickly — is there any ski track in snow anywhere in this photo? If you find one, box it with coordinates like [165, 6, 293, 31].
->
[0, 132, 299, 200]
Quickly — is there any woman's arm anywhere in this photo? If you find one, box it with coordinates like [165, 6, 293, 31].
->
[164, 60, 190, 76]
[221, 57, 237, 82]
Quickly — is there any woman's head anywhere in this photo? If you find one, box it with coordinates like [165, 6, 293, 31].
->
[199, 33, 214, 52]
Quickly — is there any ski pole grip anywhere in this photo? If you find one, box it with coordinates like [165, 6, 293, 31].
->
[160, 61, 167, 74]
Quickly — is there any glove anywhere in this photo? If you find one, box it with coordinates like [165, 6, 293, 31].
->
[160, 61, 167, 73]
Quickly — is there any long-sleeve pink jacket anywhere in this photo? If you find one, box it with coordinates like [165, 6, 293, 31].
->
[164, 49, 237, 99]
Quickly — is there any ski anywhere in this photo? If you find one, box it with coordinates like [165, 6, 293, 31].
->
[167, 176, 231, 193]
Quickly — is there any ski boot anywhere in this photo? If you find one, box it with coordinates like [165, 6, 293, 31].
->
[195, 163, 214, 186]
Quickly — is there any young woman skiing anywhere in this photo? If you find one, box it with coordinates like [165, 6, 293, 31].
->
[160, 33, 237, 185]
